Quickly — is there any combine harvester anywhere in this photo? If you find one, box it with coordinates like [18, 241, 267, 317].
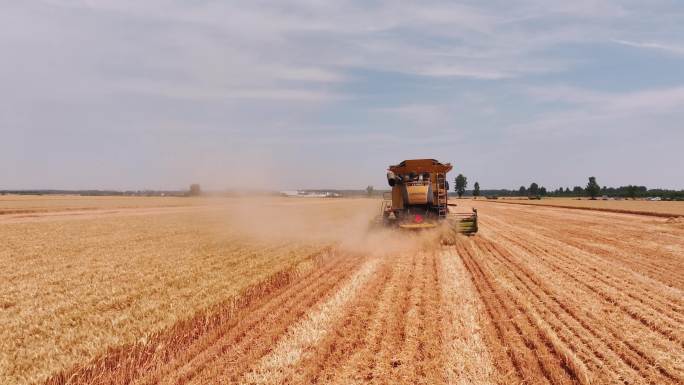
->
[375, 159, 478, 234]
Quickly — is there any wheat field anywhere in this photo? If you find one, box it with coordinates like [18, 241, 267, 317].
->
[1, 196, 682, 385]
[490, 196, 684, 216]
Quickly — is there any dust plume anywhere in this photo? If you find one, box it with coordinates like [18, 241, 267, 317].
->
[201, 197, 460, 256]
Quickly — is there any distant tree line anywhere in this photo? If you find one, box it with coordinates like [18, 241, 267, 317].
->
[0, 189, 135, 196]
[0, 189, 260, 197]
[451, 175, 684, 200]
[566, 186, 684, 200]
[473, 186, 684, 200]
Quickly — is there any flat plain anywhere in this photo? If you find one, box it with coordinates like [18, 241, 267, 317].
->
[491, 196, 684, 217]
[1, 195, 682, 385]
[0, 195, 203, 215]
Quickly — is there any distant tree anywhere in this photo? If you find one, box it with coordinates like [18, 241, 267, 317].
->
[189, 184, 201, 196]
[529, 182, 539, 196]
[473, 182, 480, 198]
[366, 185, 374, 197]
[455, 174, 468, 198]
[518, 186, 527, 196]
[540, 186, 547, 196]
[626, 185, 638, 199]
[572, 186, 583, 196]
[586, 177, 601, 199]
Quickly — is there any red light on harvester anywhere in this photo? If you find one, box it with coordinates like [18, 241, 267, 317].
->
[414, 214, 423, 223]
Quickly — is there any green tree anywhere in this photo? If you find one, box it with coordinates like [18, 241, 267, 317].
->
[586, 177, 600, 199]
[572, 186, 583, 196]
[366, 185, 374, 197]
[518, 186, 527, 196]
[626, 185, 638, 199]
[540, 186, 547, 196]
[454, 174, 468, 198]
[473, 182, 480, 198]
[529, 182, 539, 196]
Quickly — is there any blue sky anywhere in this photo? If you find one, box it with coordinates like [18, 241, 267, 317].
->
[2, 0, 684, 190]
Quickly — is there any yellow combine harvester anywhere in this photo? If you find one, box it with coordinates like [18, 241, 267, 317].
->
[376, 159, 478, 234]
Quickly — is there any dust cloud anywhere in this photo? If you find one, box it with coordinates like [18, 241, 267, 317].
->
[200, 197, 461, 256]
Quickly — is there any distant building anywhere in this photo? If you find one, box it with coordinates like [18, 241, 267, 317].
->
[189, 184, 201, 196]
[279, 190, 340, 198]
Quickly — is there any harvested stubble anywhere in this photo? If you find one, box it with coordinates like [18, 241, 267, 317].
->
[1, 198, 378, 385]
[2, 196, 683, 385]
[0, 195, 204, 216]
[488, 197, 684, 217]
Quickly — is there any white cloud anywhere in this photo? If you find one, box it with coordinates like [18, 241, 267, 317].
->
[508, 85, 684, 142]
[612, 39, 684, 56]
[2, 0, 684, 189]
[418, 66, 513, 79]
[275, 67, 346, 83]
[376, 104, 453, 128]
[527, 85, 684, 113]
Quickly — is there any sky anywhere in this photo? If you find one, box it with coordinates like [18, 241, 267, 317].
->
[2, 0, 684, 191]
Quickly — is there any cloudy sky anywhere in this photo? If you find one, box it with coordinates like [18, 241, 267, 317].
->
[2, 0, 684, 190]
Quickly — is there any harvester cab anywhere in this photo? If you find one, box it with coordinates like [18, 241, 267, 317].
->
[377, 159, 478, 234]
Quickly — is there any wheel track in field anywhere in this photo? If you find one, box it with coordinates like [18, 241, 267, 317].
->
[157, 253, 366, 385]
[482, 213, 683, 317]
[347, 251, 420, 385]
[387, 251, 431, 385]
[474, 217, 683, 384]
[458, 241, 557, 385]
[38, 203, 684, 385]
[307, 251, 448, 385]
[483, 218, 684, 350]
[476, 236, 643, 384]
[413, 253, 445, 384]
[478, 207, 684, 289]
[484, 220, 684, 337]
[463, 234, 669, 384]
[438, 248, 497, 385]
[236, 258, 382, 385]
[385, 251, 444, 385]
[540, 225, 683, 289]
[452, 241, 526, 384]
[471, 239, 595, 385]
[472, 236, 674, 384]
[495, 227, 684, 321]
[322, 250, 415, 384]
[488, 219, 682, 292]
[289, 262, 393, 385]
[477, 205, 684, 283]
[313, 253, 415, 385]
[367, 252, 418, 385]
[475, 247, 629, 385]
[43, 249, 363, 385]
[461, 240, 588, 385]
